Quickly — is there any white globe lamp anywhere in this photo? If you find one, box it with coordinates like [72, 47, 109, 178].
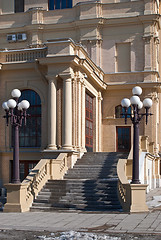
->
[132, 86, 142, 96]
[130, 96, 140, 106]
[17, 103, 22, 111]
[121, 98, 131, 108]
[143, 98, 153, 108]
[7, 99, 17, 109]
[138, 101, 143, 110]
[2, 101, 9, 110]
[19, 100, 30, 110]
[11, 89, 21, 98]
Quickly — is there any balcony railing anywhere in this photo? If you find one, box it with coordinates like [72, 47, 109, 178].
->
[1, 47, 47, 63]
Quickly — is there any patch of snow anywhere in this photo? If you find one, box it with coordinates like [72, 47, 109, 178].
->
[146, 195, 161, 208]
[38, 231, 121, 240]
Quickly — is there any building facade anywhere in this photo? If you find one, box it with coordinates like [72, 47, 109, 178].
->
[0, 0, 161, 186]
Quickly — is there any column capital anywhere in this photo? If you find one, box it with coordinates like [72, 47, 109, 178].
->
[147, 92, 159, 103]
[76, 77, 85, 85]
[98, 91, 103, 101]
[46, 75, 58, 82]
[58, 73, 73, 81]
[142, 35, 153, 44]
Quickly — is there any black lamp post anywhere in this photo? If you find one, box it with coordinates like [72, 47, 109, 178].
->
[121, 86, 153, 184]
[2, 89, 30, 184]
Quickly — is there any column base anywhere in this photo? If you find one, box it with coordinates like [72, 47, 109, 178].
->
[47, 144, 57, 150]
[62, 144, 73, 150]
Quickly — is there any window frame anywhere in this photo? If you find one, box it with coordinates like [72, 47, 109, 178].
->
[48, 0, 72, 10]
[18, 89, 41, 148]
[116, 126, 131, 152]
[14, 0, 24, 13]
[115, 105, 131, 119]
[115, 42, 131, 73]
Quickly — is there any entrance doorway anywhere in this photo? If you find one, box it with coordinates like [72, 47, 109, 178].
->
[116, 126, 131, 152]
[85, 93, 93, 152]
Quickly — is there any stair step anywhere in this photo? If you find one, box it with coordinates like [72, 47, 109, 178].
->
[44, 183, 118, 188]
[34, 198, 120, 205]
[31, 204, 121, 211]
[36, 195, 119, 202]
[30, 152, 128, 212]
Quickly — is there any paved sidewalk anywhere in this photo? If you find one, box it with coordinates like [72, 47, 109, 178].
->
[0, 188, 161, 236]
[0, 210, 161, 234]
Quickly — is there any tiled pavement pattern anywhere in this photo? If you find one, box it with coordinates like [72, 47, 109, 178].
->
[1, 210, 161, 234]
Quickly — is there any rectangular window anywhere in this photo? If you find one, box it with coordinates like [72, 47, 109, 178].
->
[116, 43, 131, 72]
[15, 0, 24, 13]
[116, 126, 131, 152]
[48, 0, 72, 10]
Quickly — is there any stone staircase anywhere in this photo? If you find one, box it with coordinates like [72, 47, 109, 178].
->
[30, 152, 128, 212]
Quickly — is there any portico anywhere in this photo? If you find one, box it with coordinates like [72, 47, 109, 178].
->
[0, 39, 106, 184]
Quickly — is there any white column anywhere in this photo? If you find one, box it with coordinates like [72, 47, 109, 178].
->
[62, 75, 73, 150]
[47, 76, 57, 150]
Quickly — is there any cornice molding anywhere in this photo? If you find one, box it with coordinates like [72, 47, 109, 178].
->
[0, 13, 160, 34]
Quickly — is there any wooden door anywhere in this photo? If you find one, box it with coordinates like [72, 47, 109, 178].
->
[85, 93, 93, 152]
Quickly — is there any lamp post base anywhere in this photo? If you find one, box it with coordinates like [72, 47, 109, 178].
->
[12, 179, 21, 184]
[131, 180, 141, 184]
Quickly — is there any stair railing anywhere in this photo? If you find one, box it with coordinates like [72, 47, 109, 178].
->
[117, 158, 131, 212]
[22, 159, 51, 209]
[117, 157, 149, 213]
[4, 153, 69, 212]
[50, 153, 68, 179]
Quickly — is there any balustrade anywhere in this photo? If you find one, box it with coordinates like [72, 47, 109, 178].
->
[2, 47, 47, 63]
[4, 153, 69, 212]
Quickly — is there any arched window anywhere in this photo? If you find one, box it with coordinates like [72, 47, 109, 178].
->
[115, 105, 131, 118]
[48, 0, 72, 10]
[19, 90, 41, 147]
[15, 0, 24, 13]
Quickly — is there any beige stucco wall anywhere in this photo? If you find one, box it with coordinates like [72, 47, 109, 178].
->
[0, 0, 160, 184]
[0, 0, 14, 14]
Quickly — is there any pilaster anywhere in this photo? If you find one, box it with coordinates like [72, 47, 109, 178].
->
[76, 74, 86, 152]
[98, 92, 103, 152]
[143, 35, 153, 72]
[81, 78, 86, 151]
[72, 77, 77, 150]
[76, 76, 82, 151]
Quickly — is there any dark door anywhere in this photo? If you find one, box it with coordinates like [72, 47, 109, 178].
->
[116, 126, 131, 152]
[85, 93, 93, 152]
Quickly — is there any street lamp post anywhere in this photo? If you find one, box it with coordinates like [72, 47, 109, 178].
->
[2, 89, 30, 184]
[121, 86, 153, 184]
